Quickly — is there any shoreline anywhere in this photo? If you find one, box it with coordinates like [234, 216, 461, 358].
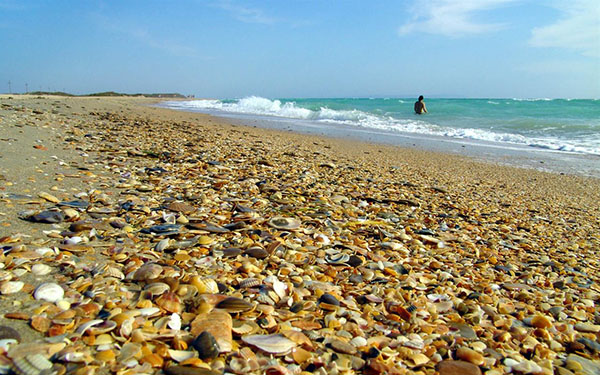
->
[156, 103, 600, 179]
[0, 95, 599, 374]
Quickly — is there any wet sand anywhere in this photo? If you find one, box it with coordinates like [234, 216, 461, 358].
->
[0, 95, 599, 374]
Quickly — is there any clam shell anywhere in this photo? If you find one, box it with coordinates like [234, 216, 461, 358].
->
[1, 281, 24, 294]
[325, 253, 350, 265]
[231, 320, 260, 336]
[33, 282, 64, 303]
[31, 264, 52, 276]
[132, 263, 163, 281]
[216, 297, 254, 313]
[239, 278, 261, 289]
[168, 350, 196, 363]
[241, 334, 297, 354]
[267, 216, 301, 230]
[192, 331, 220, 360]
[243, 246, 269, 259]
[166, 201, 196, 214]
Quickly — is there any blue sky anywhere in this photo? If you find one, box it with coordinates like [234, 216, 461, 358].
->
[1, 0, 598, 98]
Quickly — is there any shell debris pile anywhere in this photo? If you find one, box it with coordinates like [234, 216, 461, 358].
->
[0, 97, 599, 375]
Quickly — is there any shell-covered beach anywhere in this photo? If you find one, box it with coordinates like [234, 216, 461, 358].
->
[0, 95, 599, 375]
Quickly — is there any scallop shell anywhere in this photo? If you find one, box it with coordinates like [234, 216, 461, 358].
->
[156, 292, 182, 314]
[166, 201, 196, 214]
[231, 320, 260, 336]
[132, 263, 163, 281]
[12, 354, 53, 375]
[325, 253, 350, 265]
[190, 276, 219, 294]
[241, 334, 297, 354]
[239, 278, 261, 289]
[267, 217, 301, 231]
[34, 282, 64, 303]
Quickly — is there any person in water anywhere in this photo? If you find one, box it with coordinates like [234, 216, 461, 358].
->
[414, 95, 427, 114]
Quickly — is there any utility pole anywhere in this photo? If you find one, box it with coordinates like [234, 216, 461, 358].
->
[8, 81, 11, 94]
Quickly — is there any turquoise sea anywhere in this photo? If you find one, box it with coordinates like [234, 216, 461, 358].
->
[162, 97, 600, 156]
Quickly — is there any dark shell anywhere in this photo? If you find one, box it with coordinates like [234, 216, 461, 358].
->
[0, 325, 21, 342]
[243, 247, 269, 259]
[347, 255, 364, 267]
[57, 200, 89, 209]
[140, 224, 182, 235]
[221, 247, 242, 257]
[216, 297, 253, 313]
[23, 210, 65, 224]
[187, 222, 229, 233]
[192, 331, 220, 360]
[318, 293, 340, 306]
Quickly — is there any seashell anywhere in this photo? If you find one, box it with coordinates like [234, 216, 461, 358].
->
[239, 278, 261, 289]
[216, 297, 254, 313]
[88, 320, 117, 335]
[140, 224, 182, 235]
[76, 319, 103, 335]
[38, 192, 60, 203]
[155, 238, 170, 252]
[156, 292, 183, 314]
[268, 216, 301, 231]
[1, 281, 24, 294]
[0, 326, 21, 342]
[325, 253, 350, 265]
[12, 354, 53, 375]
[137, 307, 161, 317]
[243, 247, 269, 259]
[166, 201, 196, 214]
[350, 336, 368, 348]
[408, 353, 430, 367]
[31, 264, 52, 276]
[220, 247, 242, 257]
[192, 331, 220, 360]
[318, 293, 340, 306]
[168, 350, 196, 363]
[242, 334, 297, 354]
[0, 339, 18, 351]
[191, 309, 232, 352]
[132, 263, 163, 281]
[168, 313, 181, 331]
[22, 210, 65, 224]
[144, 282, 170, 296]
[34, 282, 64, 303]
[272, 280, 287, 298]
[164, 365, 221, 375]
[190, 276, 219, 294]
[231, 320, 259, 336]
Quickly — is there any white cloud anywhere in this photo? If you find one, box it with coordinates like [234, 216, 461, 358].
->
[529, 0, 600, 57]
[213, 0, 276, 25]
[398, 0, 518, 37]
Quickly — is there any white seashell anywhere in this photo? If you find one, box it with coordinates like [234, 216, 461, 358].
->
[0, 339, 18, 351]
[167, 313, 181, 331]
[35, 247, 57, 256]
[64, 236, 83, 245]
[168, 350, 195, 362]
[241, 334, 297, 354]
[272, 280, 287, 299]
[13, 269, 27, 277]
[76, 319, 104, 335]
[34, 282, 64, 302]
[1, 281, 24, 295]
[155, 238, 170, 252]
[31, 264, 52, 276]
[350, 337, 368, 348]
[137, 307, 161, 317]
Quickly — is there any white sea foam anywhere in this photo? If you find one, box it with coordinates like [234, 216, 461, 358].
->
[162, 97, 600, 155]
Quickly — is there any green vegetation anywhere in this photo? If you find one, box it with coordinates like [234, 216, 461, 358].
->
[24, 91, 187, 98]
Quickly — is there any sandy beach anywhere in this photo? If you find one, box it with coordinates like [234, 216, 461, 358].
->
[0, 95, 599, 374]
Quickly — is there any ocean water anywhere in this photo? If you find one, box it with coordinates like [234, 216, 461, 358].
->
[161, 96, 600, 156]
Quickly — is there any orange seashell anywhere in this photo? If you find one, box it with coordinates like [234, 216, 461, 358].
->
[31, 315, 51, 333]
[48, 324, 68, 336]
[4, 312, 29, 320]
[156, 292, 182, 314]
[96, 349, 116, 362]
[291, 320, 322, 331]
[191, 309, 232, 352]
[141, 353, 164, 368]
